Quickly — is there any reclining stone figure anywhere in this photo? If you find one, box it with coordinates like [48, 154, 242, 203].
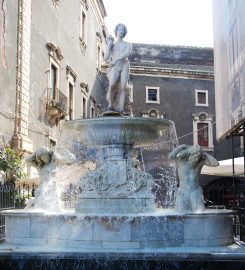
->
[169, 144, 219, 212]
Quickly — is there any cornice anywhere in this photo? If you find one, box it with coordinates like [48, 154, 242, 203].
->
[132, 42, 214, 51]
[129, 65, 214, 80]
[80, 0, 89, 10]
[46, 42, 63, 62]
[66, 66, 77, 81]
[80, 82, 89, 94]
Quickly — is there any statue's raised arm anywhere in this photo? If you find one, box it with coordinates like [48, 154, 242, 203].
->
[104, 35, 114, 63]
[103, 24, 132, 115]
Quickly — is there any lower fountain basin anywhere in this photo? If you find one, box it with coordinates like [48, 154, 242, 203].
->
[3, 209, 235, 250]
[64, 117, 173, 146]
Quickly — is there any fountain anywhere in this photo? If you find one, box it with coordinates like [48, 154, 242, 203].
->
[0, 23, 242, 269]
[1, 116, 235, 249]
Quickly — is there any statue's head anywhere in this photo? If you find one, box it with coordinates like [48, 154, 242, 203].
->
[114, 23, 127, 38]
[35, 147, 54, 168]
[26, 147, 54, 169]
[187, 145, 204, 167]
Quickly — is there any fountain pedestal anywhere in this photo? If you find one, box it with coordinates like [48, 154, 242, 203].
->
[69, 117, 171, 214]
[76, 144, 155, 214]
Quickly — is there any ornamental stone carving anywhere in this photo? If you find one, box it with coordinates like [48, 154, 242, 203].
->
[46, 42, 63, 62]
[80, 0, 89, 10]
[76, 159, 153, 198]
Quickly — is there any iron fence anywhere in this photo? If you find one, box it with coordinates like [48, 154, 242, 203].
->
[203, 178, 245, 241]
[231, 207, 245, 242]
[15, 183, 38, 209]
[0, 182, 38, 241]
[240, 209, 245, 242]
[0, 183, 15, 241]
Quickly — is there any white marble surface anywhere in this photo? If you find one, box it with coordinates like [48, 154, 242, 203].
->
[3, 209, 235, 250]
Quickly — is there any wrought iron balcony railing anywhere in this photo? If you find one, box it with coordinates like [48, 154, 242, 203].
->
[46, 88, 67, 113]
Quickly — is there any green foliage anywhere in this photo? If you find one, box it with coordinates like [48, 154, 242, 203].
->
[15, 195, 27, 208]
[0, 147, 26, 181]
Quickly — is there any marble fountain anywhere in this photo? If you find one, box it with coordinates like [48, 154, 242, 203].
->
[2, 116, 235, 251]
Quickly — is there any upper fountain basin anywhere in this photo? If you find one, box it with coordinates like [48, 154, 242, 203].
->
[64, 117, 173, 146]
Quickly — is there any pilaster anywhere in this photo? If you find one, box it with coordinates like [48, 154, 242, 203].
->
[12, 0, 33, 153]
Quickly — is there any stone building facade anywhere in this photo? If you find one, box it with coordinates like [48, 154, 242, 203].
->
[126, 43, 233, 161]
[213, 0, 245, 140]
[0, 0, 107, 153]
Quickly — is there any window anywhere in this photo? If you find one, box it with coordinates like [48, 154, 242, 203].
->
[80, 82, 89, 118]
[197, 123, 209, 147]
[50, 64, 58, 99]
[66, 66, 76, 120]
[193, 113, 213, 150]
[146, 86, 160, 104]
[49, 60, 60, 101]
[90, 97, 96, 118]
[195, 90, 208, 106]
[79, 2, 88, 53]
[46, 43, 63, 101]
[82, 97, 87, 118]
[91, 107, 95, 118]
[46, 43, 67, 125]
[96, 44, 101, 71]
[68, 83, 74, 120]
[148, 89, 157, 101]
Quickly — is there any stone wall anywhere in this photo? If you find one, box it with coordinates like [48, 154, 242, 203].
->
[0, 0, 107, 152]
[0, 1, 18, 143]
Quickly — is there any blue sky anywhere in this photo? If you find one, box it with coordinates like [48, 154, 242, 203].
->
[103, 0, 213, 47]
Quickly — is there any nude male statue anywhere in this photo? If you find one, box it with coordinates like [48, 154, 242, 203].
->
[104, 23, 132, 114]
[169, 144, 219, 212]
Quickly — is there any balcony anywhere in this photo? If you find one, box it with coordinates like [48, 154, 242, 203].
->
[46, 88, 67, 125]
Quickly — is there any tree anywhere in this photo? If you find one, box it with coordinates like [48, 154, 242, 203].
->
[0, 147, 26, 182]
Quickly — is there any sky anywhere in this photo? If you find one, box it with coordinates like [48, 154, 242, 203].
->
[102, 0, 214, 47]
